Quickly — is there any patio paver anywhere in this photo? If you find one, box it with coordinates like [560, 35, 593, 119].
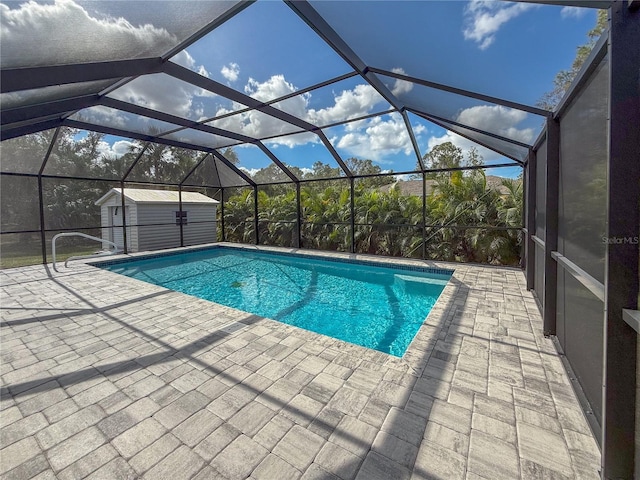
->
[0, 244, 601, 479]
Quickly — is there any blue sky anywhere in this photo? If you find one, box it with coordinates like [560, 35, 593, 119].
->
[3, 0, 599, 181]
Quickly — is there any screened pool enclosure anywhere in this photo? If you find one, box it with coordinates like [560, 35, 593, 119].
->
[1, 0, 639, 477]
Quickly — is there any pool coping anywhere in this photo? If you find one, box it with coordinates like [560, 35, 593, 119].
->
[92, 243, 456, 359]
[80, 242, 511, 366]
[0, 243, 600, 479]
[91, 243, 455, 277]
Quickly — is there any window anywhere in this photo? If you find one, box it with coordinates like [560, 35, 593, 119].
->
[175, 211, 187, 225]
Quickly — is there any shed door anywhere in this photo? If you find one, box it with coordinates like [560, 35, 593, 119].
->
[111, 206, 131, 249]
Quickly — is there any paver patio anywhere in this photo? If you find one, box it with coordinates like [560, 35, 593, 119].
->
[0, 244, 601, 479]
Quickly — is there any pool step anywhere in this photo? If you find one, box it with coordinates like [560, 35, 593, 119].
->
[393, 274, 450, 290]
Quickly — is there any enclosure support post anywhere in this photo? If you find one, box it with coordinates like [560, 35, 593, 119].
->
[543, 118, 559, 336]
[178, 186, 184, 248]
[296, 183, 302, 249]
[525, 150, 536, 290]
[253, 185, 259, 245]
[38, 177, 47, 264]
[422, 172, 427, 260]
[36, 127, 60, 265]
[601, 2, 639, 477]
[120, 181, 128, 254]
[219, 188, 225, 242]
[350, 178, 355, 253]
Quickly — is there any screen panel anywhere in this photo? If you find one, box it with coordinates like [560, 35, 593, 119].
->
[215, 144, 291, 185]
[308, 0, 599, 106]
[534, 243, 545, 308]
[182, 155, 222, 188]
[1, 1, 243, 68]
[271, 75, 390, 127]
[419, 114, 531, 163]
[322, 112, 419, 174]
[300, 178, 351, 252]
[1, 80, 117, 110]
[208, 110, 305, 140]
[264, 133, 346, 180]
[0, 232, 43, 268]
[257, 183, 298, 249]
[558, 56, 608, 283]
[535, 137, 547, 239]
[0, 129, 55, 174]
[373, 73, 542, 149]
[44, 128, 144, 180]
[160, 128, 241, 150]
[107, 73, 248, 122]
[169, 0, 352, 93]
[69, 106, 179, 137]
[1, 175, 40, 233]
[557, 270, 604, 424]
[126, 143, 203, 184]
[223, 186, 256, 244]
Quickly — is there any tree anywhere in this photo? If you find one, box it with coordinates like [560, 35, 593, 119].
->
[345, 157, 395, 188]
[422, 142, 464, 176]
[252, 163, 290, 185]
[537, 10, 607, 111]
[304, 161, 342, 180]
[421, 143, 483, 179]
[221, 147, 239, 165]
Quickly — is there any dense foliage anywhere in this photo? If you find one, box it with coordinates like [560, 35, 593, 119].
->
[1, 129, 522, 267]
[223, 143, 523, 265]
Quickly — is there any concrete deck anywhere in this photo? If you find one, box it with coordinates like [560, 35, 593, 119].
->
[1, 245, 600, 479]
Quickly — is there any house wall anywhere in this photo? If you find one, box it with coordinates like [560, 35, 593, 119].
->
[135, 203, 217, 252]
[99, 196, 137, 251]
[136, 204, 181, 251]
[99, 193, 218, 252]
[100, 205, 110, 250]
[183, 204, 217, 247]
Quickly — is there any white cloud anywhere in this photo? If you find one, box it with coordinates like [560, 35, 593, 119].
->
[0, 0, 177, 67]
[307, 84, 386, 125]
[463, 0, 535, 50]
[110, 73, 196, 119]
[425, 104, 534, 162]
[172, 50, 206, 74]
[455, 105, 535, 144]
[245, 75, 300, 101]
[560, 6, 588, 20]
[221, 63, 240, 82]
[333, 115, 414, 162]
[108, 49, 216, 120]
[75, 106, 127, 129]
[263, 131, 318, 148]
[96, 139, 137, 158]
[213, 74, 389, 147]
[2, 1, 217, 122]
[390, 68, 413, 96]
[427, 129, 499, 162]
[239, 167, 260, 177]
[210, 74, 412, 156]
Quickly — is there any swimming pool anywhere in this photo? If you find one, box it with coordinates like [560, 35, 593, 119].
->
[98, 247, 452, 357]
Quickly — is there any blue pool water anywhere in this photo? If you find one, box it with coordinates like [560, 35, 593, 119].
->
[99, 248, 452, 357]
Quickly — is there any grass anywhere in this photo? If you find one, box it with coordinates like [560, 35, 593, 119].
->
[0, 240, 99, 269]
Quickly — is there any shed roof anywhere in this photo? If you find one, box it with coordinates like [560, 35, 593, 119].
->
[96, 188, 219, 206]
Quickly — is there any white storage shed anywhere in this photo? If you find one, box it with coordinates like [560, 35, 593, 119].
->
[96, 188, 219, 252]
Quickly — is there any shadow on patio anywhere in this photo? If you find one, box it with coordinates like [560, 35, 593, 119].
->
[0, 257, 600, 479]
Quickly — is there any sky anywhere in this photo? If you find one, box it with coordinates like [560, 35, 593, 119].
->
[1, 0, 599, 181]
